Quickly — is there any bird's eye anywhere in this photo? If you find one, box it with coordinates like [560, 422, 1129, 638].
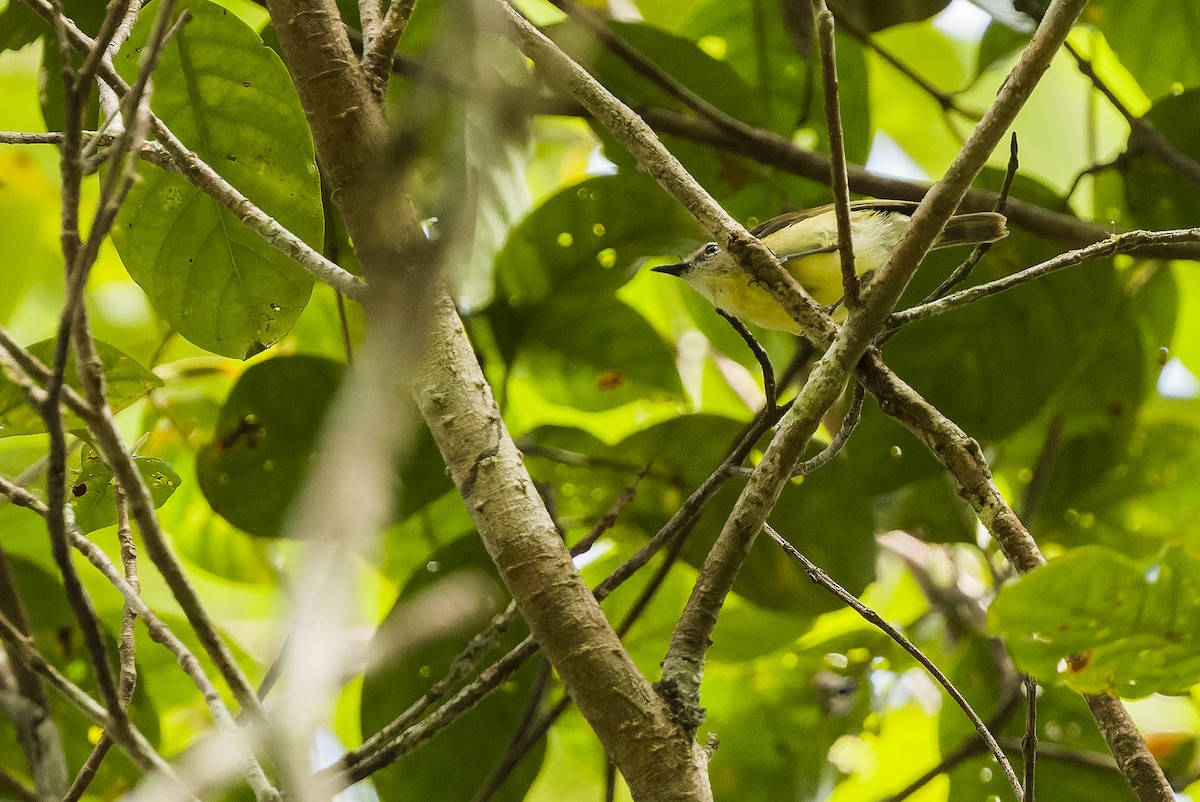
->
[702, 243, 720, 257]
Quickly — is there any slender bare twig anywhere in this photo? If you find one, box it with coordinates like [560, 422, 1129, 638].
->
[716, 310, 778, 410]
[0, 473, 277, 794]
[922, 133, 1020, 304]
[323, 401, 774, 790]
[810, 0, 858, 307]
[0, 546, 68, 798]
[0, 610, 188, 793]
[762, 523, 1022, 801]
[1064, 40, 1200, 189]
[0, 767, 39, 802]
[879, 689, 1024, 802]
[890, 226, 1200, 328]
[1022, 676, 1038, 799]
[836, 13, 980, 121]
[42, 0, 125, 724]
[0, 317, 272, 737]
[63, 487, 141, 802]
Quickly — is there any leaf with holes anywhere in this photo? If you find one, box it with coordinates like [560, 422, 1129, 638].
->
[990, 544, 1200, 697]
[71, 446, 180, 533]
[0, 338, 162, 438]
[111, 0, 323, 359]
[196, 355, 344, 538]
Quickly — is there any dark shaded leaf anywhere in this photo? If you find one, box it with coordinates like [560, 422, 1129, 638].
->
[361, 536, 544, 802]
[196, 355, 344, 538]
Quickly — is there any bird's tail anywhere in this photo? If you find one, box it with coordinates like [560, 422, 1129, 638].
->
[934, 212, 1008, 249]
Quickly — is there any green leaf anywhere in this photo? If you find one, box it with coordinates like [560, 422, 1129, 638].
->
[361, 535, 545, 802]
[1124, 89, 1200, 231]
[1088, 0, 1200, 101]
[71, 446, 180, 533]
[976, 20, 1029, 77]
[827, 0, 951, 33]
[507, 298, 684, 412]
[522, 414, 875, 617]
[111, 0, 323, 359]
[1032, 420, 1200, 554]
[0, 338, 162, 438]
[494, 173, 701, 309]
[990, 544, 1200, 696]
[196, 355, 345, 538]
[196, 355, 450, 537]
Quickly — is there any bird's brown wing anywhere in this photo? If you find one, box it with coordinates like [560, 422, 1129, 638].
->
[749, 199, 921, 240]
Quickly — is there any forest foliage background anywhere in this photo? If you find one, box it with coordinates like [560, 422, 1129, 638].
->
[1, 0, 1200, 800]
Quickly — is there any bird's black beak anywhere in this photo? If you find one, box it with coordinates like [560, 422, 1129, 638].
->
[652, 262, 688, 277]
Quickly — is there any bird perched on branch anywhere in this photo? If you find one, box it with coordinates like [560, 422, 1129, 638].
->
[653, 200, 1008, 332]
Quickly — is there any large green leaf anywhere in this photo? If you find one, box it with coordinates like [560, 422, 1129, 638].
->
[0, 338, 162, 438]
[990, 544, 1200, 696]
[111, 0, 323, 359]
[1031, 420, 1200, 555]
[1124, 89, 1200, 232]
[196, 355, 450, 537]
[489, 173, 692, 410]
[494, 173, 701, 309]
[507, 298, 684, 412]
[361, 536, 545, 802]
[196, 355, 345, 538]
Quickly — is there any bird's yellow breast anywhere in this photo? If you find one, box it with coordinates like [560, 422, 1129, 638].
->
[702, 251, 846, 333]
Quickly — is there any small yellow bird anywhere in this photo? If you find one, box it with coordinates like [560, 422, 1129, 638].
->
[653, 200, 1008, 333]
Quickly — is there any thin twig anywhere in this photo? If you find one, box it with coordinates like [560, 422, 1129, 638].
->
[792, 380, 863, 475]
[0, 475, 278, 800]
[43, 0, 125, 724]
[837, 13, 980, 121]
[924, 132, 1020, 303]
[889, 226, 1200, 328]
[762, 523, 1022, 801]
[63, 486, 141, 802]
[0, 611, 188, 793]
[810, 0, 859, 307]
[1022, 676, 1038, 800]
[879, 684, 1024, 802]
[716, 310, 777, 410]
[323, 403, 771, 789]
[726, 381, 864, 478]
[1064, 39, 1200, 189]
